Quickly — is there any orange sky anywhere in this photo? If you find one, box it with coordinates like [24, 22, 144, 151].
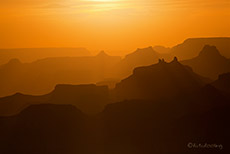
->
[0, 0, 229, 54]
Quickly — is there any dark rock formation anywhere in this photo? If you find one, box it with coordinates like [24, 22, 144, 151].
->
[182, 45, 230, 79]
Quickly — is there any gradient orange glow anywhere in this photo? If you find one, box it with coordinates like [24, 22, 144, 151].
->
[0, 0, 229, 54]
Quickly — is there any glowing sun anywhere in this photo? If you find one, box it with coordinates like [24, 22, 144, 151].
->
[88, 0, 120, 2]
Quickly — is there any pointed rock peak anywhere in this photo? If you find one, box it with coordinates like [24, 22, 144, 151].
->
[131, 46, 158, 56]
[158, 57, 179, 65]
[13, 92, 24, 97]
[147, 46, 153, 49]
[173, 57, 178, 62]
[171, 57, 182, 65]
[198, 45, 222, 57]
[8, 58, 21, 64]
[96, 50, 109, 57]
[4, 58, 22, 67]
[125, 46, 158, 59]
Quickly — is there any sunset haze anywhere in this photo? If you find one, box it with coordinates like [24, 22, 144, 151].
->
[1, 0, 229, 54]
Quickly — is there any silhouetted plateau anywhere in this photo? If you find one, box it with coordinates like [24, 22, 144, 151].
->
[0, 37, 229, 97]
[0, 84, 229, 154]
[115, 57, 209, 101]
[171, 37, 230, 59]
[100, 93, 229, 154]
[0, 52, 121, 97]
[0, 84, 109, 116]
[182, 45, 230, 79]
[115, 46, 173, 78]
[0, 37, 230, 154]
[0, 48, 91, 65]
[115, 46, 160, 78]
[0, 59, 213, 116]
[0, 47, 170, 97]
[0, 104, 88, 154]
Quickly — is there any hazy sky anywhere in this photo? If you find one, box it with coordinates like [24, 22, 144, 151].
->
[0, 0, 229, 54]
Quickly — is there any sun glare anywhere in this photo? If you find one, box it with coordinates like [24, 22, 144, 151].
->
[88, 0, 119, 2]
[79, 0, 123, 12]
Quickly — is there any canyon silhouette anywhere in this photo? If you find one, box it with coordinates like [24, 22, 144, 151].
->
[0, 38, 229, 97]
[1, 0, 229, 152]
[0, 37, 230, 153]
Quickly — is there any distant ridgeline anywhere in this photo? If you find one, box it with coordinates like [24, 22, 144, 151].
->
[170, 37, 230, 59]
[0, 37, 230, 153]
[0, 48, 91, 65]
[0, 37, 230, 97]
[0, 58, 229, 154]
[0, 56, 230, 153]
[182, 45, 230, 79]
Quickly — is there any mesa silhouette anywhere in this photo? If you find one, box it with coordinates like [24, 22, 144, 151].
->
[171, 37, 230, 59]
[0, 58, 204, 116]
[0, 47, 169, 96]
[0, 74, 229, 154]
[0, 37, 229, 97]
[182, 45, 230, 79]
[0, 52, 230, 153]
[0, 52, 121, 97]
[0, 84, 109, 116]
[0, 58, 228, 117]
[0, 104, 88, 154]
[0, 37, 229, 154]
[115, 57, 209, 101]
[0, 48, 91, 65]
